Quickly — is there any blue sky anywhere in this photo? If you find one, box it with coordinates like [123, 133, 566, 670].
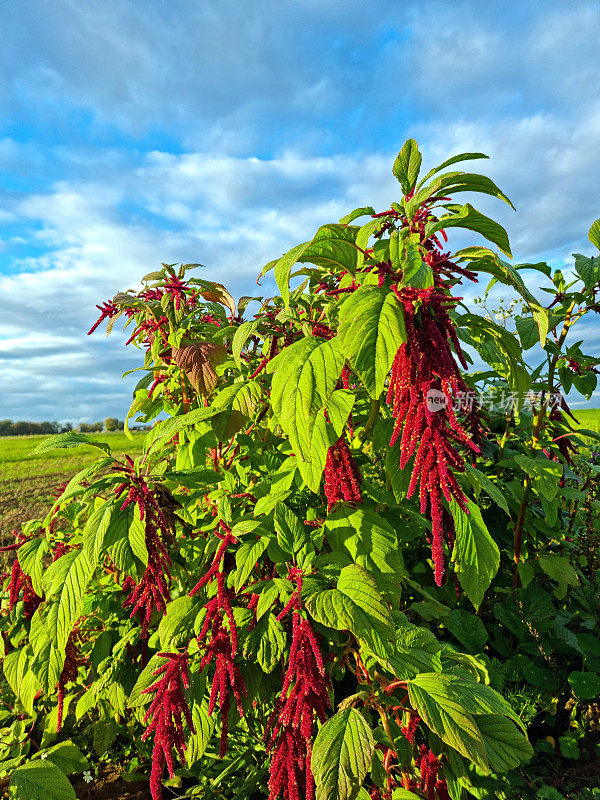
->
[0, 0, 599, 422]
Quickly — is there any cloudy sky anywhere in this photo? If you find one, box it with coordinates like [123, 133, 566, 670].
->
[0, 0, 599, 423]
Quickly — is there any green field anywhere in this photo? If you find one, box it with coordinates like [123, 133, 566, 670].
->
[0, 431, 146, 540]
[573, 407, 600, 434]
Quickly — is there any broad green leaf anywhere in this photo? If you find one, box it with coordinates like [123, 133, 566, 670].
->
[17, 537, 49, 596]
[312, 708, 375, 800]
[29, 431, 111, 456]
[29, 609, 64, 692]
[232, 319, 259, 368]
[186, 698, 216, 767]
[338, 286, 406, 398]
[427, 203, 512, 257]
[104, 504, 148, 576]
[299, 223, 360, 275]
[451, 499, 500, 610]
[538, 556, 579, 587]
[273, 242, 311, 308]
[323, 506, 404, 597]
[270, 336, 344, 460]
[4, 646, 40, 717]
[464, 464, 509, 515]
[274, 503, 309, 556]
[212, 379, 262, 440]
[9, 760, 76, 800]
[573, 254, 599, 292]
[474, 715, 533, 772]
[306, 564, 395, 653]
[159, 596, 202, 649]
[48, 550, 95, 651]
[568, 671, 600, 699]
[430, 171, 514, 209]
[83, 500, 115, 564]
[243, 612, 286, 673]
[39, 741, 89, 775]
[326, 390, 355, 437]
[400, 242, 434, 289]
[514, 455, 562, 502]
[515, 316, 539, 351]
[445, 609, 488, 653]
[407, 673, 487, 769]
[393, 139, 422, 195]
[234, 535, 270, 592]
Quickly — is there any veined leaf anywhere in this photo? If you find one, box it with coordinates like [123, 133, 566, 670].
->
[232, 319, 259, 368]
[474, 715, 533, 772]
[407, 673, 487, 770]
[270, 336, 344, 460]
[338, 286, 406, 398]
[47, 550, 95, 651]
[306, 564, 395, 654]
[9, 760, 77, 800]
[426, 203, 512, 258]
[417, 152, 489, 188]
[29, 431, 111, 457]
[393, 139, 422, 195]
[588, 218, 600, 250]
[430, 171, 514, 209]
[451, 499, 499, 610]
[312, 708, 375, 800]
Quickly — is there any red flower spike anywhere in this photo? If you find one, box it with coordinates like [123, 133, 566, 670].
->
[388, 284, 479, 585]
[7, 532, 42, 620]
[141, 652, 195, 800]
[324, 436, 362, 510]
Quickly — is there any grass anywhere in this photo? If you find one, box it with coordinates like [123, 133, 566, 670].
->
[0, 431, 146, 538]
[573, 408, 600, 434]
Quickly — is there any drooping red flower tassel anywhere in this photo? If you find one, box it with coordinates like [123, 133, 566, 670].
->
[115, 458, 173, 636]
[388, 285, 478, 585]
[192, 522, 246, 756]
[142, 652, 194, 800]
[7, 533, 42, 619]
[266, 571, 330, 800]
[324, 436, 362, 510]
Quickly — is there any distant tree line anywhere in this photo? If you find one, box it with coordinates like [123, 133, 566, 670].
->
[0, 418, 125, 436]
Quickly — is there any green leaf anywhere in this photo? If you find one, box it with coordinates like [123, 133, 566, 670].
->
[306, 564, 395, 654]
[312, 708, 375, 800]
[4, 646, 40, 717]
[427, 203, 512, 257]
[129, 654, 170, 708]
[300, 223, 360, 275]
[407, 673, 487, 769]
[451, 499, 500, 610]
[323, 506, 404, 598]
[270, 336, 344, 460]
[338, 286, 406, 398]
[445, 609, 488, 653]
[45, 550, 94, 651]
[568, 671, 600, 699]
[393, 139, 422, 195]
[39, 741, 89, 775]
[430, 171, 514, 209]
[274, 503, 309, 557]
[9, 761, 77, 800]
[588, 219, 600, 250]
[232, 319, 259, 368]
[474, 715, 533, 772]
[401, 242, 434, 289]
[186, 698, 216, 767]
[159, 596, 202, 649]
[538, 556, 579, 587]
[514, 455, 563, 501]
[515, 316, 539, 351]
[212, 380, 262, 440]
[273, 242, 311, 308]
[83, 500, 115, 564]
[17, 537, 49, 596]
[234, 534, 269, 592]
[339, 207, 376, 225]
[243, 612, 286, 673]
[29, 431, 111, 456]
[573, 254, 599, 292]
[464, 464, 509, 515]
[417, 152, 489, 188]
